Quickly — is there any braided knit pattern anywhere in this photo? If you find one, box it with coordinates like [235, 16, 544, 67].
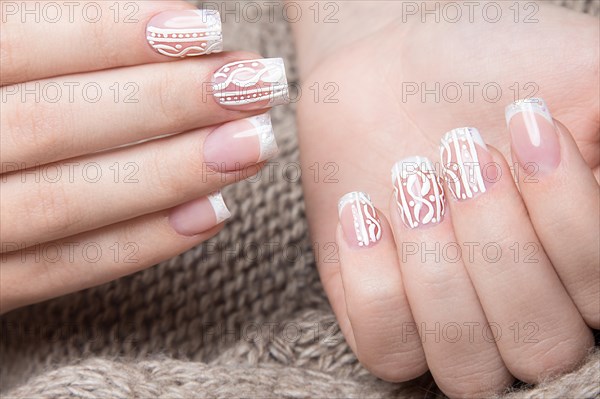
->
[1, 1, 598, 397]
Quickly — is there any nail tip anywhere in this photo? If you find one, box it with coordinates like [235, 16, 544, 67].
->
[505, 97, 552, 125]
[250, 113, 279, 162]
[338, 191, 372, 217]
[208, 192, 231, 224]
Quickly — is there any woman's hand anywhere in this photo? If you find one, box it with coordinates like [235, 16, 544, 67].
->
[291, 2, 598, 397]
[0, 1, 289, 313]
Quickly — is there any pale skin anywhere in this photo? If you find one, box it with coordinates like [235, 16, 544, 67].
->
[1, 1, 599, 398]
[0, 1, 268, 312]
[291, 1, 599, 397]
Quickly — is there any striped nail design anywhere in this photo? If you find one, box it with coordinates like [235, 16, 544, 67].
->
[440, 127, 488, 200]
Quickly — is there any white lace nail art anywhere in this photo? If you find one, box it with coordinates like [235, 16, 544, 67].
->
[146, 10, 223, 58]
[440, 127, 487, 200]
[338, 192, 382, 247]
[392, 156, 445, 229]
[505, 98, 553, 125]
[212, 58, 289, 109]
[207, 191, 231, 223]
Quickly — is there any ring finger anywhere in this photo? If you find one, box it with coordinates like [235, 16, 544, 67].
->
[1, 114, 278, 247]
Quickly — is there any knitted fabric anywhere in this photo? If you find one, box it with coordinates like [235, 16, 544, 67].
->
[2, 1, 599, 397]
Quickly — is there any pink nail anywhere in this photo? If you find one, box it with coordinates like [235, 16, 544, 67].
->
[146, 10, 222, 58]
[169, 192, 231, 236]
[212, 58, 289, 110]
[440, 127, 494, 201]
[392, 156, 446, 229]
[338, 192, 383, 248]
[505, 98, 560, 174]
[204, 114, 278, 172]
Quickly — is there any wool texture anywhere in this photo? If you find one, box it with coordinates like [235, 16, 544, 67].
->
[1, 1, 599, 397]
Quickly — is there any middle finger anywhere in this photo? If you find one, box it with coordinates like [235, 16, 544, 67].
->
[1, 54, 289, 170]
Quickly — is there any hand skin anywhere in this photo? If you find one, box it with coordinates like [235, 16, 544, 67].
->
[290, 1, 599, 397]
[0, 1, 281, 313]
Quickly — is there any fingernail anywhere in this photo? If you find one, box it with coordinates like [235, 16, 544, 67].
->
[212, 58, 289, 110]
[392, 156, 446, 229]
[169, 192, 231, 236]
[505, 98, 560, 173]
[146, 10, 222, 57]
[440, 127, 494, 201]
[204, 114, 278, 172]
[338, 192, 383, 248]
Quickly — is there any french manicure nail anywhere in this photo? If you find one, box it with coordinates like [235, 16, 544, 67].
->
[212, 58, 289, 110]
[440, 127, 493, 200]
[169, 192, 231, 236]
[204, 114, 278, 172]
[392, 156, 446, 229]
[338, 192, 382, 248]
[146, 10, 222, 57]
[505, 98, 560, 173]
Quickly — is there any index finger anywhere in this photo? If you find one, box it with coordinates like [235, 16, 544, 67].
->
[0, 1, 222, 84]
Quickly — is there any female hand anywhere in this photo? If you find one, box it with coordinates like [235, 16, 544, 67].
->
[291, 2, 598, 397]
[0, 1, 289, 313]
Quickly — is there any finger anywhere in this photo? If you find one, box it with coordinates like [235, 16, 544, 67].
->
[390, 157, 512, 398]
[439, 127, 593, 383]
[1, 114, 277, 248]
[0, 192, 230, 314]
[0, 1, 222, 84]
[505, 98, 600, 328]
[1, 54, 289, 170]
[336, 192, 427, 382]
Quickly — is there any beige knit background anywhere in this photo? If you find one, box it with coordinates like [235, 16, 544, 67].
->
[1, 1, 599, 397]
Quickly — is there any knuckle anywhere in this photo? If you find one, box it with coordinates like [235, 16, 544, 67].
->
[153, 68, 194, 127]
[5, 99, 71, 163]
[24, 179, 80, 239]
[435, 360, 512, 398]
[360, 348, 428, 383]
[506, 332, 591, 383]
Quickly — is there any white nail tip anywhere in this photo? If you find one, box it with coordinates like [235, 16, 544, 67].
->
[505, 98, 553, 125]
[247, 113, 278, 162]
[207, 191, 231, 224]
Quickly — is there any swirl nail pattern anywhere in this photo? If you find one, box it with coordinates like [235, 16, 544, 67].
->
[338, 192, 382, 247]
[440, 127, 487, 200]
[392, 157, 445, 229]
[146, 10, 223, 58]
[212, 58, 289, 109]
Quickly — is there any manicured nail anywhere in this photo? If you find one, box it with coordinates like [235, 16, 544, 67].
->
[505, 98, 560, 173]
[169, 192, 231, 236]
[440, 127, 493, 200]
[338, 192, 382, 248]
[212, 58, 289, 110]
[392, 156, 446, 229]
[204, 114, 278, 172]
[146, 10, 222, 57]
